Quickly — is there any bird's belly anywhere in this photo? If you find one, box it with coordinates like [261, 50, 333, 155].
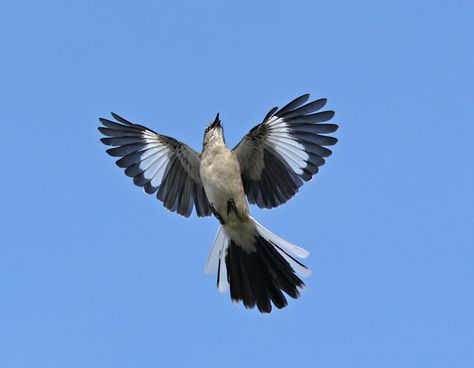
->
[202, 162, 241, 207]
[200, 150, 248, 223]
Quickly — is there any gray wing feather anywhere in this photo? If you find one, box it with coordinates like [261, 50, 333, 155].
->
[99, 114, 211, 217]
[233, 94, 338, 209]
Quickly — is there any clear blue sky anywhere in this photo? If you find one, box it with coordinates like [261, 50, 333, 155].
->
[1, 0, 473, 367]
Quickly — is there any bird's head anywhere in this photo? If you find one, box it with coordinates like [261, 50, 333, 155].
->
[203, 113, 224, 148]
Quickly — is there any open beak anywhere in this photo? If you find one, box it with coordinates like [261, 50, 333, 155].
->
[209, 113, 221, 129]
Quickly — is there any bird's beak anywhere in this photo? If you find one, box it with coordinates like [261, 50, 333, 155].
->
[209, 113, 221, 129]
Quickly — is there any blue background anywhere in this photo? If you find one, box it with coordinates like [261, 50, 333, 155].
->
[1, 1, 473, 367]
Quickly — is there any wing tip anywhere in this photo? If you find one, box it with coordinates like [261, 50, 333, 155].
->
[99, 137, 111, 145]
[105, 147, 119, 157]
[325, 110, 336, 120]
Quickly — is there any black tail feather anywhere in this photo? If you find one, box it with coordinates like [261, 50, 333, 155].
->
[258, 239, 303, 299]
[225, 235, 305, 313]
[227, 243, 243, 303]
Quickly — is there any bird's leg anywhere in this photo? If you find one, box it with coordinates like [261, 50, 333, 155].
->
[226, 198, 242, 220]
[210, 203, 225, 225]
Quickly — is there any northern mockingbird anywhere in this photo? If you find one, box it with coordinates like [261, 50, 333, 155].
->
[98, 94, 338, 313]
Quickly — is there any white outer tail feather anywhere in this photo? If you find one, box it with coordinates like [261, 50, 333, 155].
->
[205, 217, 311, 293]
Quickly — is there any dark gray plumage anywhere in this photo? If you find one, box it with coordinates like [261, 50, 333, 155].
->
[233, 95, 338, 209]
[99, 114, 211, 217]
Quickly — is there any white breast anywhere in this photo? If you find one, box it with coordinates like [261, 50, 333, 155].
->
[200, 143, 249, 224]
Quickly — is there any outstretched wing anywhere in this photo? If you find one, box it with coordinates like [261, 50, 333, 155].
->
[98, 113, 211, 217]
[233, 94, 338, 209]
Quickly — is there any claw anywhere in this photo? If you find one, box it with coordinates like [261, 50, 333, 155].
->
[210, 203, 225, 225]
[227, 198, 242, 220]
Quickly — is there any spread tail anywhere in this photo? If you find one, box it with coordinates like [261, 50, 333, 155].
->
[205, 218, 311, 313]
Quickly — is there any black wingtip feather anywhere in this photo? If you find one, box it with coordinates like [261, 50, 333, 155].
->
[277, 94, 311, 116]
[324, 136, 338, 146]
[111, 112, 148, 130]
[105, 148, 118, 157]
[262, 106, 279, 123]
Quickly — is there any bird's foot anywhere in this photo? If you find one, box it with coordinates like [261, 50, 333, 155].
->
[226, 198, 242, 220]
[210, 203, 225, 225]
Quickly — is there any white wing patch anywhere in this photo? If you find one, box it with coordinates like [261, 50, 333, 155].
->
[265, 119, 309, 175]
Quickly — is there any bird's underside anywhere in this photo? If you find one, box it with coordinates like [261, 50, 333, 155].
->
[99, 94, 338, 312]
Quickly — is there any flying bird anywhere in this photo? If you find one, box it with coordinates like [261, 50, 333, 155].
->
[98, 94, 338, 313]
